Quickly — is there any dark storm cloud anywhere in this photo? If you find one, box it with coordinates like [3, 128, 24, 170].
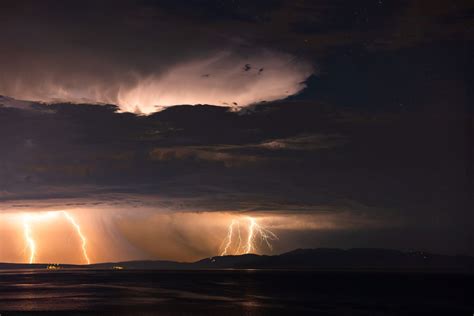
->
[0, 97, 468, 214]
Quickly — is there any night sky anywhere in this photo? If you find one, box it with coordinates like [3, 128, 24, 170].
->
[0, 0, 472, 263]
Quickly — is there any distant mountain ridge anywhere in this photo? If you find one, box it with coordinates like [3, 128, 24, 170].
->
[1, 248, 473, 273]
[0, 95, 36, 110]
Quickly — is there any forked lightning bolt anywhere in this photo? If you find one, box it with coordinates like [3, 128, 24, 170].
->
[244, 217, 257, 254]
[22, 211, 91, 264]
[220, 216, 278, 256]
[220, 219, 236, 256]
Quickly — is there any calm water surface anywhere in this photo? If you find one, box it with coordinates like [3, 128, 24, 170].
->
[0, 269, 472, 315]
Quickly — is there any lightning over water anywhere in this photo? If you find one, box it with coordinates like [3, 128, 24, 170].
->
[23, 218, 36, 264]
[62, 212, 91, 265]
[21, 211, 91, 264]
[220, 219, 236, 256]
[220, 216, 278, 256]
[13, 211, 282, 264]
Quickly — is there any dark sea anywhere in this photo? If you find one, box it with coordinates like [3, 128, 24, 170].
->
[0, 269, 472, 315]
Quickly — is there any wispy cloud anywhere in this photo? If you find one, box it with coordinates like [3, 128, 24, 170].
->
[147, 133, 345, 166]
[149, 146, 263, 167]
[259, 134, 345, 150]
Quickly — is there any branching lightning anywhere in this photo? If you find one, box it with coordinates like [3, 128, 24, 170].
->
[220, 216, 278, 256]
[220, 219, 236, 256]
[22, 211, 91, 264]
[244, 217, 257, 254]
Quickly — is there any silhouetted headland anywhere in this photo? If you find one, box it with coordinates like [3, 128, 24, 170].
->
[1, 248, 473, 273]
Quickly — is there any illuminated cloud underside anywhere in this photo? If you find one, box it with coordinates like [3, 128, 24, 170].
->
[1, 51, 313, 114]
[0, 208, 378, 264]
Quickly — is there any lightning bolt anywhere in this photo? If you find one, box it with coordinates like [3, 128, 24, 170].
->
[236, 220, 242, 253]
[62, 211, 91, 264]
[220, 219, 236, 256]
[22, 211, 91, 264]
[244, 217, 256, 254]
[23, 217, 36, 264]
[220, 216, 278, 256]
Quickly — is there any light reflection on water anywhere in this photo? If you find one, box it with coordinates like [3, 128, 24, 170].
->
[0, 269, 472, 315]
